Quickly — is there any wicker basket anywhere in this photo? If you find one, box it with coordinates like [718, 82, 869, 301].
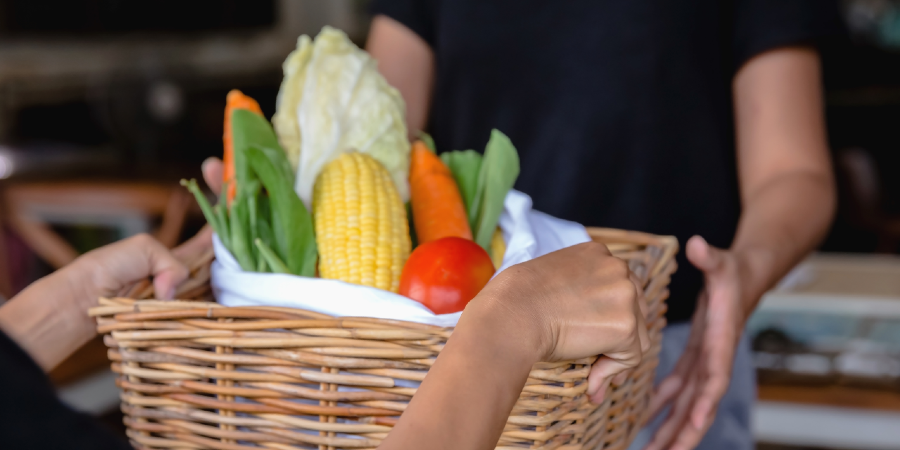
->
[90, 227, 677, 450]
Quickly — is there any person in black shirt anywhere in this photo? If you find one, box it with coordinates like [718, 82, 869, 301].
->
[366, 1, 839, 449]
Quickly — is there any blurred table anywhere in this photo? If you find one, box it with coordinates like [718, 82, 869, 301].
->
[751, 253, 900, 450]
[754, 400, 900, 450]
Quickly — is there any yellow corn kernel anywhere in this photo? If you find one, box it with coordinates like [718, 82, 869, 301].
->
[313, 152, 410, 292]
[490, 227, 506, 269]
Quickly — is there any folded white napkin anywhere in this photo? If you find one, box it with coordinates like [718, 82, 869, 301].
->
[211, 190, 590, 327]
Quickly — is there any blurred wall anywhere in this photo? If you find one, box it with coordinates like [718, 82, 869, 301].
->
[0, 0, 369, 179]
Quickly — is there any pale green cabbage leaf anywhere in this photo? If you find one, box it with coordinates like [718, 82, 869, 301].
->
[272, 26, 410, 207]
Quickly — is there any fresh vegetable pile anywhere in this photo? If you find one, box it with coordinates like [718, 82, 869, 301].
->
[185, 27, 519, 315]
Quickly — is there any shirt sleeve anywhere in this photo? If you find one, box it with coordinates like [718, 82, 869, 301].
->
[369, 0, 439, 47]
[0, 330, 133, 450]
[733, 0, 844, 69]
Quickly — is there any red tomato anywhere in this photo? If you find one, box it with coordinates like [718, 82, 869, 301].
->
[399, 237, 496, 314]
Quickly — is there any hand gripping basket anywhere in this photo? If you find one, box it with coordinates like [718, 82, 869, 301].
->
[90, 227, 677, 450]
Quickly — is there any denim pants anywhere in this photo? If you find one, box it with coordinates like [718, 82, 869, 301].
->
[627, 322, 756, 450]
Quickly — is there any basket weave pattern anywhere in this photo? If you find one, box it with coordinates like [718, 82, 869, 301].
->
[91, 228, 677, 450]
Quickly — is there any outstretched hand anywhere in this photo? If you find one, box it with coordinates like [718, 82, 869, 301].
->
[643, 236, 748, 450]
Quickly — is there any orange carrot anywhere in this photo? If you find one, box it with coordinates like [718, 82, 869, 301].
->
[223, 89, 264, 205]
[410, 140, 473, 243]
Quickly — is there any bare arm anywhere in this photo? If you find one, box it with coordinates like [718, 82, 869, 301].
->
[0, 159, 223, 371]
[0, 260, 99, 370]
[646, 46, 835, 450]
[730, 46, 835, 314]
[378, 295, 537, 450]
[0, 234, 188, 370]
[366, 14, 435, 137]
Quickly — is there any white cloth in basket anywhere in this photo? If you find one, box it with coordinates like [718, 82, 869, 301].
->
[211, 190, 590, 327]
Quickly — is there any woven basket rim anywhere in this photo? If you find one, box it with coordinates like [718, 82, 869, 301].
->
[92, 227, 678, 332]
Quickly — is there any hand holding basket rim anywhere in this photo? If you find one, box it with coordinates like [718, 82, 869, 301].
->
[380, 240, 649, 450]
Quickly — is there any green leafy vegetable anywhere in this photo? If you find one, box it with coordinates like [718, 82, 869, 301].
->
[183, 109, 317, 277]
[213, 202, 231, 250]
[245, 145, 317, 277]
[229, 189, 255, 270]
[472, 130, 519, 250]
[256, 212, 274, 267]
[230, 108, 281, 208]
[245, 178, 262, 265]
[419, 132, 437, 154]
[440, 149, 483, 222]
[181, 179, 220, 234]
[256, 253, 268, 273]
[255, 238, 291, 274]
[439, 130, 519, 252]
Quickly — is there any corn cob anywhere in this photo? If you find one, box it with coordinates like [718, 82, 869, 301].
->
[313, 152, 411, 292]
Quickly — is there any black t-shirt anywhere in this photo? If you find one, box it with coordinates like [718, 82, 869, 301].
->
[370, 0, 841, 322]
[0, 330, 132, 450]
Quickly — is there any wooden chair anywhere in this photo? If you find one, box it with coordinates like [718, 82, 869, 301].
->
[0, 181, 195, 298]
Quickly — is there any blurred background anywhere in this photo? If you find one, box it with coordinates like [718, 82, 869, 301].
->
[0, 0, 898, 449]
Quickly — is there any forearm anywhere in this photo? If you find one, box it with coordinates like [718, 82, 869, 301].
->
[0, 233, 192, 370]
[367, 15, 435, 136]
[0, 264, 95, 371]
[379, 295, 539, 450]
[731, 170, 834, 316]
[730, 47, 835, 317]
